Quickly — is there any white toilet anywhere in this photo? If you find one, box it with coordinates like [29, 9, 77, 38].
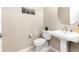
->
[34, 31, 51, 51]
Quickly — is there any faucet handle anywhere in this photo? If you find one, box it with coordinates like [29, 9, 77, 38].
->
[64, 26, 68, 31]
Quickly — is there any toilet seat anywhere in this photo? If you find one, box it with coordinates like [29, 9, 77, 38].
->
[34, 38, 47, 46]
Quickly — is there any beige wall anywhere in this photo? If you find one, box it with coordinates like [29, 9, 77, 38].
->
[2, 7, 44, 52]
[44, 7, 64, 31]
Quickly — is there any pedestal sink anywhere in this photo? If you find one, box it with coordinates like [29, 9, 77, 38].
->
[46, 30, 79, 52]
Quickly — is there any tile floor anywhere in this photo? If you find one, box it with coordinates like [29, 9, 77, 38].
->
[27, 46, 55, 52]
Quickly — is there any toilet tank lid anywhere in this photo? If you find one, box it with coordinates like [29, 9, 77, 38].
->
[34, 38, 46, 43]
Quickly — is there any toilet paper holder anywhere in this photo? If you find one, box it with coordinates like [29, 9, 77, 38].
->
[28, 34, 34, 38]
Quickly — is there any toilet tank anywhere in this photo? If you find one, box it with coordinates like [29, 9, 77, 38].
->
[42, 31, 51, 40]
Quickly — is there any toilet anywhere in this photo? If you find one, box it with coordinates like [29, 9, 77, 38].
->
[34, 31, 51, 51]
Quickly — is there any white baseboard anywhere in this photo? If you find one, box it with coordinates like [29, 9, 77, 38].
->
[18, 46, 34, 52]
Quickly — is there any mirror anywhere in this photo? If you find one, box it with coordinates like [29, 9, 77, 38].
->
[70, 7, 79, 24]
[58, 7, 79, 25]
[57, 7, 70, 25]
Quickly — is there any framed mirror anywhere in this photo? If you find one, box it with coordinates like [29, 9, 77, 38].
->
[57, 7, 79, 25]
[57, 7, 70, 25]
[70, 7, 79, 24]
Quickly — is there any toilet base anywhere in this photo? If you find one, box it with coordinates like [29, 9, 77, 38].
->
[35, 42, 48, 52]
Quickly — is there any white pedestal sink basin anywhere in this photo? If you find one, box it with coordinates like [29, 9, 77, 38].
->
[46, 30, 79, 52]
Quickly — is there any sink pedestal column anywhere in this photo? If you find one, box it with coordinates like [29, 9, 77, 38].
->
[60, 39, 68, 52]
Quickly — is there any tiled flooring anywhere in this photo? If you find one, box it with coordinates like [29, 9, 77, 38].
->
[27, 46, 55, 52]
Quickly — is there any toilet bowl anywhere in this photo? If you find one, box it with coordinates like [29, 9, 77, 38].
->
[34, 31, 51, 51]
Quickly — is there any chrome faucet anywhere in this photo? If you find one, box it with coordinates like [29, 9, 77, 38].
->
[64, 26, 68, 31]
